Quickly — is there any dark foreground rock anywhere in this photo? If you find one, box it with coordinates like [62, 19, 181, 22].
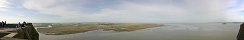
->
[0, 32, 10, 38]
[237, 23, 244, 40]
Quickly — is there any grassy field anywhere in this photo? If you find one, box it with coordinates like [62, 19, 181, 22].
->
[37, 23, 163, 35]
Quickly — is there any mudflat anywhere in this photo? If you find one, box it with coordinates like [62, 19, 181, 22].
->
[37, 23, 163, 35]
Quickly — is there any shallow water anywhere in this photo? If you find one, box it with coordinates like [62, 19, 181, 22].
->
[39, 23, 241, 40]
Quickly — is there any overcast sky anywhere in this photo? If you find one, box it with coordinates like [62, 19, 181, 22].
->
[0, 0, 244, 23]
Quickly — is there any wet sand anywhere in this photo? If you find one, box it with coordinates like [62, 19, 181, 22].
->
[37, 23, 162, 35]
[39, 23, 241, 40]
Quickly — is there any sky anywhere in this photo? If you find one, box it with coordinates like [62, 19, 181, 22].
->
[0, 0, 244, 23]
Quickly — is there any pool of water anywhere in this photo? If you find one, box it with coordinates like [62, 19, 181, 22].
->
[39, 23, 241, 40]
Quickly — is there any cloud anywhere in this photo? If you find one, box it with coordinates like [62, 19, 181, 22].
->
[22, 0, 87, 18]
[85, 2, 191, 23]
[0, 0, 9, 8]
[0, 15, 31, 23]
[20, 0, 244, 23]
[226, 0, 244, 22]
[86, 0, 233, 23]
[0, 0, 9, 11]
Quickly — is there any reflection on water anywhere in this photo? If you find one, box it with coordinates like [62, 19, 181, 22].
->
[39, 23, 241, 40]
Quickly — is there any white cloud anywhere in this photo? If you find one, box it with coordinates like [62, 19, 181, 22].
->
[86, 0, 234, 23]
[225, 0, 244, 22]
[22, 0, 87, 18]
[21, 0, 244, 23]
[0, 16, 30, 23]
[0, 0, 9, 11]
[85, 2, 191, 23]
[0, 0, 9, 8]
